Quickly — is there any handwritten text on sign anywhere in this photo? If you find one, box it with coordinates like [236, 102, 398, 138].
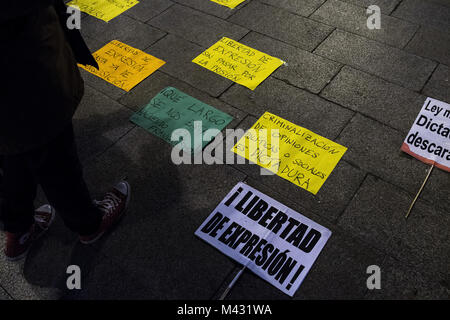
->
[196, 182, 331, 296]
[192, 37, 284, 90]
[130, 87, 233, 152]
[210, 0, 246, 9]
[401, 97, 450, 172]
[68, 0, 139, 22]
[232, 112, 347, 195]
[79, 40, 165, 92]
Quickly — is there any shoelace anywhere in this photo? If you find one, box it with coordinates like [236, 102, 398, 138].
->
[95, 192, 121, 215]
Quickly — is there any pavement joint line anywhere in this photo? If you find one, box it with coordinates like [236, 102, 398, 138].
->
[310, 26, 337, 57]
[311, 45, 433, 95]
[223, 13, 316, 53]
[139, 29, 169, 52]
[419, 62, 440, 94]
[146, 2, 249, 48]
[217, 75, 410, 141]
[254, 0, 320, 19]
[364, 171, 428, 205]
[341, 158, 362, 172]
[311, 27, 443, 69]
[224, 0, 255, 20]
[318, 64, 346, 96]
[0, 283, 14, 300]
[401, 23, 421, 50]
[334, 172, 369, 224]
[306, 0, 328, 18]
[156, 66, 235, 99]
[334, 166, 449, 222]
[170, 0, 236, 20]
[237, 29, 252, 42]
[217, 82, 237, 102]
[307, 2, 421, 49]
[391, 0, 450, 27]
[80, 124, 137, 168]
[139, 7, 446, 69]
[390, 0, 405, 17]
[82, 83, 130, 112]
[124, 1, 176, 24]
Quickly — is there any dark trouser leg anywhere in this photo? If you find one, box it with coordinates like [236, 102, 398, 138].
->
[30, 124, 102, 236]
[1, 123, 102, 236]
[1, 155, 37, 233]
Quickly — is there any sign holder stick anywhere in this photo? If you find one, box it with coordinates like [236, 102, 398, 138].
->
[405, 164, 434, 219]
[219, 265, 246, 300]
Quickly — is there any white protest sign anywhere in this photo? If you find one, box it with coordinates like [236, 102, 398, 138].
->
[195, 182, 331, 297]
[401, 97, 450, 172]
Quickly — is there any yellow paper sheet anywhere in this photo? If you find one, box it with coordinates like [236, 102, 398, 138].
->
[210, 0, 246, 9]
[79, 40, 165, 92]
[232, 112, 348, 195]
[192, 37, 284, 90]
[68, 0, 139, 22]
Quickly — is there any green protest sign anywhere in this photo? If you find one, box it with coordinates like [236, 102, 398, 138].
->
[130, 87, 233, 152]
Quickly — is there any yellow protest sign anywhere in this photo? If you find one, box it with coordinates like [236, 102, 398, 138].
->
[79, 40, 165, 92]
[210, 0, 246, 9]
[68, 0, 139, 22]
[232, 112, 347, 195]
[192, 37, 284, 90]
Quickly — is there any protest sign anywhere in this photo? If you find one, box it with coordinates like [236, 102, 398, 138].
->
[79, 40, 165, 92]
[210, 0, 246, 9]
[68, 0, 139, 22]
[130, 87, 233, 152]
[232, 112, 347, 195]
[192, 37, 284, 90]
[195, 182, 332, 297]
[401, 97, 450, 172]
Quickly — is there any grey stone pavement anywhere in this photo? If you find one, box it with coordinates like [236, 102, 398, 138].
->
[0, 0, 449, 300]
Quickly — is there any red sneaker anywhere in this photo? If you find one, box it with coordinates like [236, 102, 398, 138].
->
[4, 204, 55, 261]
[79, 181, 130, 245]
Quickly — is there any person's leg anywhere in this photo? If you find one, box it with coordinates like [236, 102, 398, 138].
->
[1, 154, 37, 234]
[0, 153, 47, 260]
[0, 156, 4, 228]
[31, 124, 102, 236]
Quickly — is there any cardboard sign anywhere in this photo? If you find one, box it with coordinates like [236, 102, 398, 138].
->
[232, 112, 347, 195]
[196, 182, 331, 297]
[210, 0, 246, 9]
[79, 40, 165, 92]
[192, 37, 284, 90]
[401, 97, 450, 172]
[130, 87, 233, 151]
[68, 0, 139, 22]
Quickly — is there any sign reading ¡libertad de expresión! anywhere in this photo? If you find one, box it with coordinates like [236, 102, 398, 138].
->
[195, 182, 331, 297]
[402, 97, 450, 172]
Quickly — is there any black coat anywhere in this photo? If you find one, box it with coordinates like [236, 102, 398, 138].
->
[0, 1, 97, 155]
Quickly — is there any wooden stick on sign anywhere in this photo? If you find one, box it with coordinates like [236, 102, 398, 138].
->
[219, 265, 246, 300]
[405, 164, 434, 219]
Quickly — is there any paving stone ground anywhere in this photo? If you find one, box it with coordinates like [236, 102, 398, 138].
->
[1, 0, 449, 300]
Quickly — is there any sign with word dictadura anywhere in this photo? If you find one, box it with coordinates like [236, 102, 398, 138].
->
[79, 40, 165, 92]
[130, 87, 233, 152]
[192, 37, 284, 90]
[401, 97, 450, 172]
[232, 112, 347, 195]
[68, 0, 139, 22]
[196, 182, 332, 296]
[210, 0, 246, 9]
